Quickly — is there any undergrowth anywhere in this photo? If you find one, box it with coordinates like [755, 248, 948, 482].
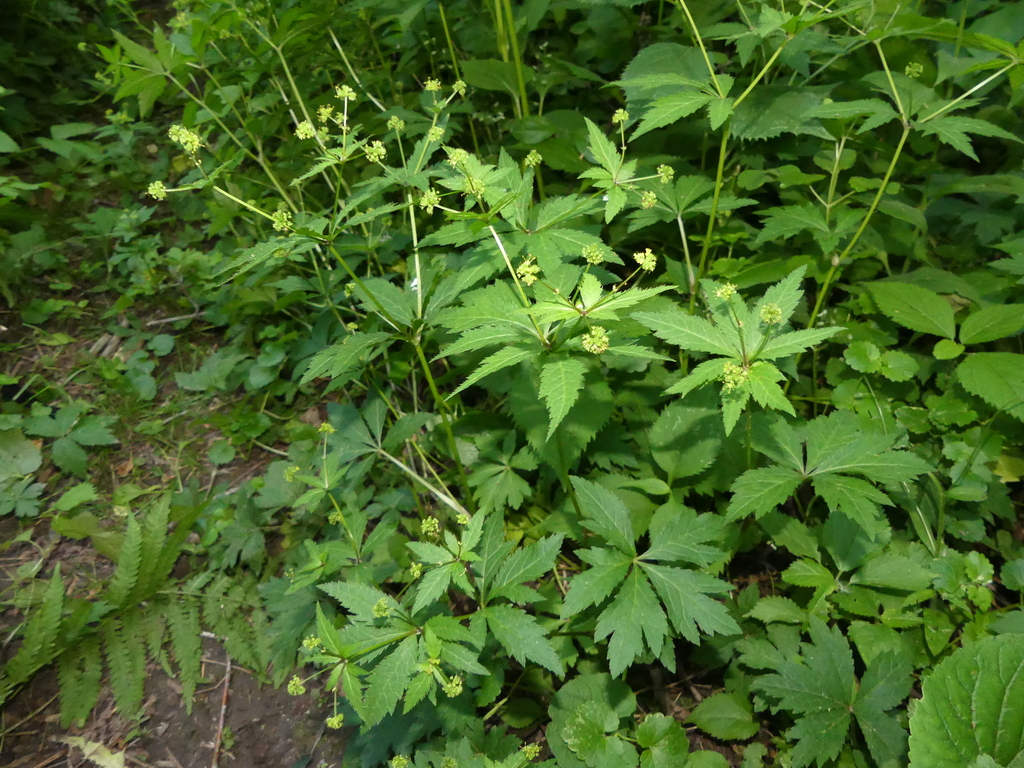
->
[3, 1, 1024, 767]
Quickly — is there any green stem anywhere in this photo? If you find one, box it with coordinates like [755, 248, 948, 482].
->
[690, 124, 731, 311]
[675, 0, 724, 97]
[411, 340, 475, 513]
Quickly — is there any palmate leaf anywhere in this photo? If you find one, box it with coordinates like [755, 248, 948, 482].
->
[300, 332, 391, 385]
[726, 466, 803, 521]
[594, 569, 668, 677]
[584, 117, 621, 175]
[483, 605, 563, 675]
[641, 564, 738, 643]
[560, 547, 634, 617]
[540, 357, 588, 437]
[490, 534, 564, 600]
[361, 635, 420, 727]
[758, 328, 842, 360]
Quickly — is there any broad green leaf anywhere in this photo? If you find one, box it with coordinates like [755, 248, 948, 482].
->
[540, 358, 588, 438]
[746, 362, 794, 414]
[908, 635, 1024, 768]
[632, 91, 713, 140]
[411, 562, 461, 614]
[664, 358, 729, 398]
[707, 97, 734, 130]
[959, 304, 1024, 344]
[868, 282, 956, 339]
[450, 346, 535, 397]
[0, 429, 42, 481]
[727, 466, 804, 521]
[782, 559, 837, 591]
[435, 326, 523, 358]
[956, 353, 1024, 420]
[642, 510, 722, 566]
[688, 692, 759, 740]
[594, 569, 667, 676]
[641, 563, 739, 642]
[633, 309, 737, 356]
[570, 476, 636, 555]
[484, 605, 563, 675]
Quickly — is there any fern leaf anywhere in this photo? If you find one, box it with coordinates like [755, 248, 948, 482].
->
[167, 600, 203, 713]
[0, 566, 66, 703]
[104, 612, 146, 718]
[58, 636, 102, 728]
[134, 494, 171, 603]
[107, 513, 143, 607]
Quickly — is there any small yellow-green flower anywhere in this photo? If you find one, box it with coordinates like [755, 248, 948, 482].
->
[387, 115, 406, 133]
[365, 141, 387, 163]
[302, 634, 322, 650]
[335, 84, 357, 101]
[168, 124, 202, 155]
[453, 80, 467, 96]
[409, 562, 423, 580]
[633, 248, 656, 272]
[657, 164, 674, 184]
[517, 255, 541, 287]
[441, 758, 457, 768]
[421, 517, 440, 538]
[442, 675, 464, 697]
[419, 188, 441, 214]
[456, 513, 470, 526]
[721, 361, 749, 391]
[390, 757, 410, 768]
[640, 190, 657, 209]
[524, 149, 542, 168]
[147, 181, 168, 201]
[287, 675, 307, 696]
[424, 78, 442, 92]
[326, 714, 344, 729]
[714, 283, 738, 300]
[582, 243, 605, 266]
[295, 120, 315, 140]
[445, 147, 469, 168]
[426, 126, 445, 142]
[271, 207, 293, 233]
[521, 743, 543, 760]
[612, 108, 629, 124]
[372, 597, 391, 619]
[759, 303, 783, 325]
[284, 465, 300, 482]
[582, 326, 610, 354]
[317, 422, 336, 435]
[317, 105, 334, 124]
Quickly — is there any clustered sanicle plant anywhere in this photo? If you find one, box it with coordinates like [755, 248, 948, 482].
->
[5, 0, 1024, 766]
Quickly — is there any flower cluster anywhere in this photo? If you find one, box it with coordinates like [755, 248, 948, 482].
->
[335, 84, 357, 101]
[147, 181, 168, 201]
[372, 597, 391, 618]
[657, 164, 674, 184]
[365, 141, 387, 163]
[524, 149, 542, 168]
[760, 302, 783, 324]
[326, 714, 344, 729]
[517, 255, 541, 286]
[714, 283, 738, 301]
[582, 326, 610, 354]
[421, 517, 440, 538]
[287, 675, 307, 695]
[442, 675, 463, 697]
[612, 108, 629, 124]
[419, 188, 441, 214]
[633, 248, 656, 272]
[721, 361, 749, 391]
[582, 243, 605, 266]
[168, 124, 202, 155]
[271, 206, 293, 232]
[295, 120, 315, 140]
[640, 190, 657, 209]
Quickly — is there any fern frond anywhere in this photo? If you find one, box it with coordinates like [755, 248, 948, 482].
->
[103, 613, 146, 718]
[134, 494, 171, 602]
[167, 600, 203, 713]
[107, 513, 142, 607]
[0, 565, 65, 705]
[58, 635, 102, 728]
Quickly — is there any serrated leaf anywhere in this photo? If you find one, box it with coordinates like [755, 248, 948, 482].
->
[956, 352, 1024, 420]
[632, 91, 713, 140]
[361, 635, 419, 726]
[641, 563, 739, 643]
[436, 325, 523, 359]
[569, 476, 636, 554]
[561, 547, 633, 618]
[868, 281, 956, 339]
[908, 634, 1024, 768]
[916, 115, 1020, 161]
[959, 304, 1024, 345]
[596, 570, 668, 677]
[584, 117, 621, 174]
[633, 309, 737, 356]
[484, 605, 563, 675]
[491, 534, 564, 598]
[812, 473, 891, 534]
[450, 346, 535, 397]
[727, 466, 803, 521]
[758, 327, 842, 359]
[300, 332, 391, 385]
[540, 358, 588, 438]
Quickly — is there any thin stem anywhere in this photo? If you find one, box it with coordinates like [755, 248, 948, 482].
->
[675, 0, 724, 97]
[691, 124, 731, 310]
